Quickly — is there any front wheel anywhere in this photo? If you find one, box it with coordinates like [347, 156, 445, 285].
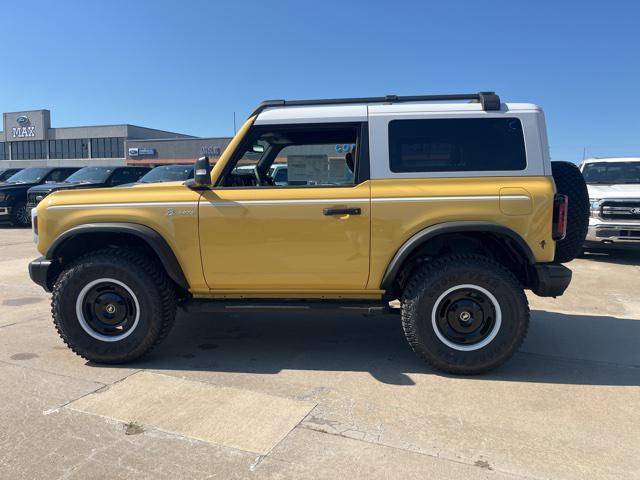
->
[401, 254, 529, 375]
[10, 201, 31, 227]
[52, 248, 176, 363]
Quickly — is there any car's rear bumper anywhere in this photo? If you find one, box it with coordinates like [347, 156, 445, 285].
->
[531, 263, 572, 297]
[28, 256, 53, 292]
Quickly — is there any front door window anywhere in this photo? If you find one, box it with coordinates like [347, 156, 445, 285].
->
[219, 125, 359, 189]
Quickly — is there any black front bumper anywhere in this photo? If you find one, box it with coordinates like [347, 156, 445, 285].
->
[531, 263, 572, 297]
[29, 256, 53, 292]
[0, 205, 11, 220]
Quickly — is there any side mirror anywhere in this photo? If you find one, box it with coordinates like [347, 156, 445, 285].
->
[193, 156, 211, 187]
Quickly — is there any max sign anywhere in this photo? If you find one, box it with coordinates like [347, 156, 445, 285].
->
[12, 116, 36, 138]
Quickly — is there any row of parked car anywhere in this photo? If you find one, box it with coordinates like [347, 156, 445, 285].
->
[0, 165, 194, 227]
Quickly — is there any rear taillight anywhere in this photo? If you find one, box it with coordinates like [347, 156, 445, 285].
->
[552, 194, 568, 241]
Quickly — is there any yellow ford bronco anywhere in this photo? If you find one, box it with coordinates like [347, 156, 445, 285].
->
[28, 92, 589, 374]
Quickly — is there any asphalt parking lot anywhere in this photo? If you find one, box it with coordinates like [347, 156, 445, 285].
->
[0, 226, 639, 480]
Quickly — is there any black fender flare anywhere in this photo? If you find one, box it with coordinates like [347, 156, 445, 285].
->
[379, 221, 536, 290]
[46, 222, 189, 290]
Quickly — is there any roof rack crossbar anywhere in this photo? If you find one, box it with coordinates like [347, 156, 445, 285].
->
[249, 91, 500, 117]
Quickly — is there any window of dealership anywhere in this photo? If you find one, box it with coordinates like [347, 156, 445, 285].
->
[4, 138, 127, 161]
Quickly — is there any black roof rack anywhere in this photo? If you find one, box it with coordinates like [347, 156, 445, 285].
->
[249, 91, 501, 117]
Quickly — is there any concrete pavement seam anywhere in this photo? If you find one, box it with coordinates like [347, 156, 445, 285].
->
[294, 425, 538, 480]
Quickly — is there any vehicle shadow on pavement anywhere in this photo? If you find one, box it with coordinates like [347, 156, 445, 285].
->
[580, 249, 640, 266]
[98, 308, 640, 387]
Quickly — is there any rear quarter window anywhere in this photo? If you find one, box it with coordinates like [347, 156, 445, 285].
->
[388, 118, 526, 173]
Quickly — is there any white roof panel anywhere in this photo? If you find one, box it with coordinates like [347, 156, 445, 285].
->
[255, 105, 367, 125]
[255, 102, 540, 124]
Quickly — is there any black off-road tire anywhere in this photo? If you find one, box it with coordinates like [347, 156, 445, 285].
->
[10, 201, 31, 227]
[401, 254, 529, 375]
[551, 161, 589, 263]
[52, 248, 176, 363]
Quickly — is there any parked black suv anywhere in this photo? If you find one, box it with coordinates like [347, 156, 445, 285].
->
[0, 167, 79, 226]
[0, 168, 23, 183]
[26, 166, 150, 210]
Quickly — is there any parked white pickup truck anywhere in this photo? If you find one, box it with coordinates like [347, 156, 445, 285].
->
[580, 157, 640, 249]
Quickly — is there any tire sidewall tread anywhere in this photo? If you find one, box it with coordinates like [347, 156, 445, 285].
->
[10, 201, 30, 227]
[401, 254, 529, 375]
[51, 248, 176, 364]
[551, 161, 589, 263]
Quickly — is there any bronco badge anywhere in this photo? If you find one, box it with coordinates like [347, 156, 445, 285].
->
[166, 208, 194, 217]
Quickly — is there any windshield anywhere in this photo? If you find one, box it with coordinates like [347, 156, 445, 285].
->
[4, 168, 50, 184]
[138, 165, 192, 183]
[0, 169, 19, 181]
[582, 162, 640, 184]
[64, 167, 113, 183]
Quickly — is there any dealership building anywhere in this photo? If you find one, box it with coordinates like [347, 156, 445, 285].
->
[125, 136, 232, 166]
[1, 109, 232, 169]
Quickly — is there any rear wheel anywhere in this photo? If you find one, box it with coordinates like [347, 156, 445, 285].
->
[401, 254, 529, 375]
[551, 161, 589, 263]
[52, 248, 176, 363]
[10, 201, 31, 227]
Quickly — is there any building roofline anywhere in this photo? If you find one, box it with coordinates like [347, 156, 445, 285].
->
[125, 136, 231, 143]
[2, 109, 51, 115]
[46, 123, 195, 137]
[3, 109, 192, 137]
[48, 124, 128, 130]
[124, 124, 197, 137]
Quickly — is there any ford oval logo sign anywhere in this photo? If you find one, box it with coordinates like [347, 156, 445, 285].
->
[16, 115, 29, 125]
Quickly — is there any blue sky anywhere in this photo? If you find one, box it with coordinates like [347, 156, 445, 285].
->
[1, 0, 638, 162]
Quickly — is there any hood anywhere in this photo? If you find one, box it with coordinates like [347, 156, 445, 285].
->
[28, 181, 103, 194]
[587, 183, 640, 199]
[0, 181, 39, 192]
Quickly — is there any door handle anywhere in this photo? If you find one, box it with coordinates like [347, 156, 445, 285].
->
[323, 207, 361, 216]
